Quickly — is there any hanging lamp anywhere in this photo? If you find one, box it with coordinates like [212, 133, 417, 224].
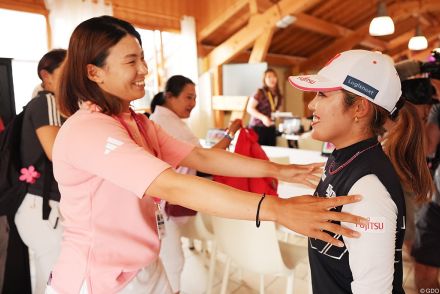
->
[369, 2, 395, 36]
[408, 26, 428, 51]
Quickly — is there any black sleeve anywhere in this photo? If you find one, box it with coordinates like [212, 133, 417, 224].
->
[27, 93, 62, 130]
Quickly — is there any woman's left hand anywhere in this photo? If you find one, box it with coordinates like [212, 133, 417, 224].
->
[229, 119, 242, 134]
[277, 162, 324, 188]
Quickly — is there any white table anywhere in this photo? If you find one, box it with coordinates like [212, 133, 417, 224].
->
[262, 145, 327, 165]
[261, 145, 328, 198]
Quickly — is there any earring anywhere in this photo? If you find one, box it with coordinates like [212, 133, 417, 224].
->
[354, 116, 359, 123]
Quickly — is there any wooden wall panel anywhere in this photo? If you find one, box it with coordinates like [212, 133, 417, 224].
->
[196, 0, 240, 32]
[0, 0, 47, 15]
[112, 0, 197, 32]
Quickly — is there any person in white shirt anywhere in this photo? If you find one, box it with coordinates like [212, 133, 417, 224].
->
[149, 75, 241, 293]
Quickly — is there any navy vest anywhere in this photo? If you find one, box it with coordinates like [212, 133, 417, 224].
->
[309, 137, 406, 294]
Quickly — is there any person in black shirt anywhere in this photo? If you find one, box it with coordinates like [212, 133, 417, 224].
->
[14, 49, 66, 294]
[289, 50, 432, 294]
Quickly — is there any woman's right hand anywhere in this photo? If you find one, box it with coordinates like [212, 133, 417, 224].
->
[269, 195, 367, 247]
[262, 115, 274, 127]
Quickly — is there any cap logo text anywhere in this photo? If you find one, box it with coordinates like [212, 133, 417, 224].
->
[297, 76, 316, 84]
[343, 75, 378, 99]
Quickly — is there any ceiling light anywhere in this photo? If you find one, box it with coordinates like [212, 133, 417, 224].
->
[276, 15, 296, 29]
[369, 2, 395, 36]
[408, 26, 428, 51]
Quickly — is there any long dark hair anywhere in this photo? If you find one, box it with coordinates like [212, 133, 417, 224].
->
[342, 90, 433, 202]
[59, 15, 142, 116]
[150, 75, 194, 113]
[262, 68, 282, 108]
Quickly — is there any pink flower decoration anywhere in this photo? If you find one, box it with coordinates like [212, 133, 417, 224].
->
[19, 165, 41, 184]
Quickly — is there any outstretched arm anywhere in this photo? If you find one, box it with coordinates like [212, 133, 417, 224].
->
[180, 146, 323, 188]
[146, 168, 365, 247]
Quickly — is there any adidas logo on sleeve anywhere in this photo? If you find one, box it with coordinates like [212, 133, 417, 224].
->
[104, 137, 124, 155]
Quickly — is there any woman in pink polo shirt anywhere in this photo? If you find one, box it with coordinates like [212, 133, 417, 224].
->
[47, 16, 366, 294]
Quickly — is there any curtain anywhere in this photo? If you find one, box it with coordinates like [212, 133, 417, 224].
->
[44, 0, 112, 49]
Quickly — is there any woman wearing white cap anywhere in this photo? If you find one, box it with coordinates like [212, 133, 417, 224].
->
[289, 49, 432, 294]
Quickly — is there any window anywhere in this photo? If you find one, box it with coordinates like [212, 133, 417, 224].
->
[132, 28, 180, 112]
[0, 9, 48, 112]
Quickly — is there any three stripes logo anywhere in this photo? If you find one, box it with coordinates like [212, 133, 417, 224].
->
[104, 137, 124, 155]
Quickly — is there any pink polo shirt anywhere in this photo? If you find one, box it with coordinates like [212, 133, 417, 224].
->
[50, 108, 194, 294]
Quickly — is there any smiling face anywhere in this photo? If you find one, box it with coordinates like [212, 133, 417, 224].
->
[93, 35, 148, 110]
[308, 90, 366, 148]
[166, 83, 196, 118]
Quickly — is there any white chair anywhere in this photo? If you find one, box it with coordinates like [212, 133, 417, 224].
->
[211, 217, 309, 294]
[179, 213, 217, 294]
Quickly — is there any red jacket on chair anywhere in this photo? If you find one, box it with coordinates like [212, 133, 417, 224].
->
[213, 128, 278, 196]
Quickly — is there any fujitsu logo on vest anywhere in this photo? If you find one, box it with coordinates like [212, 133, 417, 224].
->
[355, 217, 386, 233]
[343, 75, 378, 99]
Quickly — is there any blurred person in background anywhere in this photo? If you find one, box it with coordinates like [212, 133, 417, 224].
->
[412, 79, 440, 290]
[150, 74, 241, 293]
[14, 49, 66, 294]
[247, 68, 283, 146]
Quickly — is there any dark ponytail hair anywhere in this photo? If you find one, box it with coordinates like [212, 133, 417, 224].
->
[150, 92, 165, 113]
[382, 102, 433, 202]
[165, 75, 194, 98]
[37, 49, 67, 80]
[150, 75, 195, 113]
[342, 89, 433, 202]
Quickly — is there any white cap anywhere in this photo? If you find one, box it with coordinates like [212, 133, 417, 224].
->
[288, 50, 402, 113]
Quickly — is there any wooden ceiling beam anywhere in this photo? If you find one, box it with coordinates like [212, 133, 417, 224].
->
[201, 0, 322, 72]
[293, 13, 386, 50]
[294, 13, 351, 37]
[387, 30, 416, 51]
[388, 0, 440, 21]
[113, 5, 181, 22]
[113, 5, 181, 32]
[361, 36, 388, 50]
[198, 0, 249, 41]
[249, 0, 259, 15]
[263, 52, 307, 66]
[389, 26, 440, 59]
[300, 1, 440, 72]
[200, 45, 305, 66]
[249, 27, 275, 63]
[426, 13, 440, 26]
[300, 25, 369, 72]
